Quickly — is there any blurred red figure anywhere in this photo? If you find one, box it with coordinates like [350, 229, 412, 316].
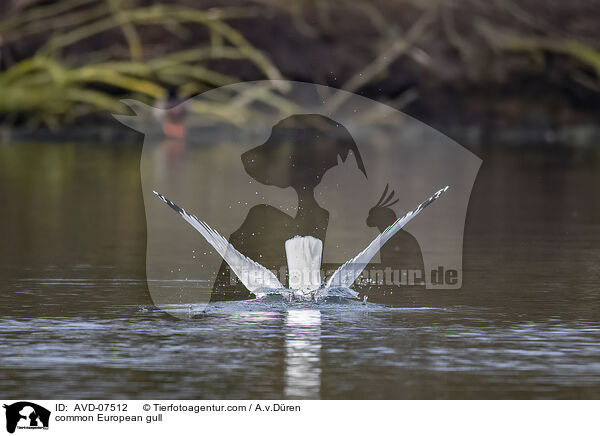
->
[156, 87, 187, 159]
[158, 87, 186, 138]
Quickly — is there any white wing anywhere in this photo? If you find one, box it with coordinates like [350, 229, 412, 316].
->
[153, 191, 285, 293]
[325, 186, 449, 289]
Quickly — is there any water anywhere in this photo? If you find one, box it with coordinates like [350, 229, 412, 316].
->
[1, 142, 599, 399]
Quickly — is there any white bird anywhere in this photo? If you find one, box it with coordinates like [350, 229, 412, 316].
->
[153, 186, 449, 302]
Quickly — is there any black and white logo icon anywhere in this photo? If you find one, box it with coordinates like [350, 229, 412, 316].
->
[3, 402, 50, 434]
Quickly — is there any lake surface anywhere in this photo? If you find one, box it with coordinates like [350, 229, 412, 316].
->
[1, 141, 599, 399]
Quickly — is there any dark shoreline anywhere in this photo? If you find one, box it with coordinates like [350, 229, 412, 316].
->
[2, 120, 599, 148]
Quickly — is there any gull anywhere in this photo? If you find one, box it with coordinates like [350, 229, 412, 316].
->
[153, 186, 449, 302]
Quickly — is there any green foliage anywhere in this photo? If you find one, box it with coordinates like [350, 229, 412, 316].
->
[0, 0, 283, 127]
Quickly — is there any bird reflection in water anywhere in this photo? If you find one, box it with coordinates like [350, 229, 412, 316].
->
[284, 310, 322, 399]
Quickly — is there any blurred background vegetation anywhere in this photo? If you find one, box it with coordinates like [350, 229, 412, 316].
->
[0, 0, 599, 139]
